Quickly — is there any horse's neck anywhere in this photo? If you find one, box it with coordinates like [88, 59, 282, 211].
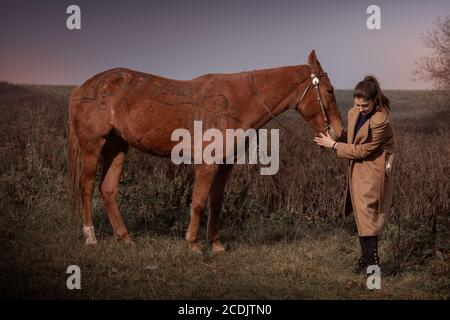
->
[248, 66, 308, 129]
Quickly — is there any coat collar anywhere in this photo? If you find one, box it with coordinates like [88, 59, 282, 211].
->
[348, 107, 381, 143]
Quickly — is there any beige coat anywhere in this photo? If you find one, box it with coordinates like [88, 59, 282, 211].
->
[335, 106, 395, 236]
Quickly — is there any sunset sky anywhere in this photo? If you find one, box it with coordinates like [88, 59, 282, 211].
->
[0, 0, 448, 89]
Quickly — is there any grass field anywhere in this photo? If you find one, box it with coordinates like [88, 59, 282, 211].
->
[0, 82, 448, 299]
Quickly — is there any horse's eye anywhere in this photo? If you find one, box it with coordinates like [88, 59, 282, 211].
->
[326, 88, 334, 95]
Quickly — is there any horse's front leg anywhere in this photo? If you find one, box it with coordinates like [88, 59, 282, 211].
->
[186, 164, 218, 254]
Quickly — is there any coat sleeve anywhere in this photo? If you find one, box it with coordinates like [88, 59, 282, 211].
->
[335, 121, 389, 160]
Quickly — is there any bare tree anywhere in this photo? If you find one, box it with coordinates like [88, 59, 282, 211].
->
[414, 16, 450, 90]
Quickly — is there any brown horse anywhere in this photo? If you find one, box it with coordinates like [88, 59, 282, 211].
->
[67, 50, 343, 253]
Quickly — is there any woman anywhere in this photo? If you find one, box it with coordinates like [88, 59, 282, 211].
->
[314, 76, 395, 273]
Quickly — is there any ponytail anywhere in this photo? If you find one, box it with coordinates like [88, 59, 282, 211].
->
[353, 75, 390, 111]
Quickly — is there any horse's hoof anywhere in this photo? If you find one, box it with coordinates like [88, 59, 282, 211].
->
[83, 226, 97, 246]
[85, 237, 98, 246]
[123, 237, 135, 246]
[211, 242, 226, 254]
[187, 242, 202, 255]
[117, 235, 135, 245]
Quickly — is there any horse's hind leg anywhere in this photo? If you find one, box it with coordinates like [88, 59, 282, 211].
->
[186, 164, 218, 254]
[80, 149, 103, 245]
[208, 164, 233, 254]
[99, 133, 133, 244]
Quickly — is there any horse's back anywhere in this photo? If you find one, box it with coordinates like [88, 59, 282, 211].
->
[67, 67, 246, 156]
[71, 68, 136, 100]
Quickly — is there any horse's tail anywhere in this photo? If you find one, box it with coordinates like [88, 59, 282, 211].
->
[67, 87, 82, 216]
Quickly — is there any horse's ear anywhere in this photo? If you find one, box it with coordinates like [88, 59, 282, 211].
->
[307, 50, 324, 74]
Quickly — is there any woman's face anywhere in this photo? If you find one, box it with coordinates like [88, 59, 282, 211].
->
[354, 97, 375, 116]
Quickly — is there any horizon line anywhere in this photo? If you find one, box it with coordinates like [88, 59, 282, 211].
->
[0, 80, 436, 91]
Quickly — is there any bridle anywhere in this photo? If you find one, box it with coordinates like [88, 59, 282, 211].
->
[297, 73, 330, 133]
[251, 72, 331, 142]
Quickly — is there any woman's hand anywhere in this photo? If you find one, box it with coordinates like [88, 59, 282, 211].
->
[314, 132, 336, 149]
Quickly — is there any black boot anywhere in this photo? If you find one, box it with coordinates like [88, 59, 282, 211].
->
[353, 236, 379, 274]
[352, 236, 367, 274]
[365, 236, 380, 267]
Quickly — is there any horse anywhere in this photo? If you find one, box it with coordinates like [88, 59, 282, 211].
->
[67, 50, 344, 254]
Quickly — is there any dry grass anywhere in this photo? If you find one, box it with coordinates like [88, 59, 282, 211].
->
[0, 81, 448, 299]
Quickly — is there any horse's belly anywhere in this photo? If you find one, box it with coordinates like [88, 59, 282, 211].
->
[113, 100, 192, 157]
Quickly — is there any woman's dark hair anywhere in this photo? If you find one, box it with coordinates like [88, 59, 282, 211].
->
[353, 75, 390, 111]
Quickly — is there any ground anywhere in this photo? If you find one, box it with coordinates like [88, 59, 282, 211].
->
[0, 82, 448, 299]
